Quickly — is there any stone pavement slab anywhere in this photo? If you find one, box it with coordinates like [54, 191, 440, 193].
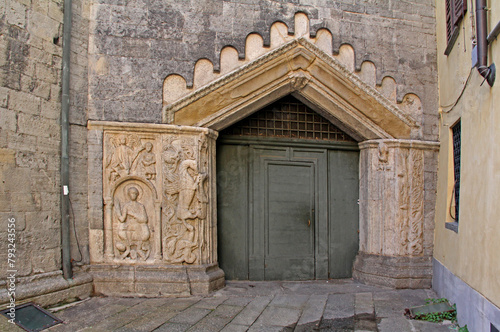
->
[296, 294, 327, 326]
[40, 280, 454, 332]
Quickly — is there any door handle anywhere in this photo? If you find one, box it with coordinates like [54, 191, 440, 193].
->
[307, 219, 311, 227]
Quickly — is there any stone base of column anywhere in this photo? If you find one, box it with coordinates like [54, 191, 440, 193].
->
[353, 253, 432, 289]
[90, 263, 225, 297]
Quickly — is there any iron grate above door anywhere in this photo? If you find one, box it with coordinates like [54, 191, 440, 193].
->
[221, 95, 355, 142]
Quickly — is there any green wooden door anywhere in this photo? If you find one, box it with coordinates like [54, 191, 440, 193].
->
[217, 138, 359, 281]
[263, 162, 315, 280]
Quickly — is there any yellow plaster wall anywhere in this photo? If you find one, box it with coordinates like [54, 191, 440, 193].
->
[435, 0, 500, 307]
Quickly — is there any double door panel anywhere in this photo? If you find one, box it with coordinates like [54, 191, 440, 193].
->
[217, 141, 358, 281]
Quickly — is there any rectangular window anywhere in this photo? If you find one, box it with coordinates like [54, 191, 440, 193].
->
[452, 120, 461, 222]
[445, 0, 467, 55]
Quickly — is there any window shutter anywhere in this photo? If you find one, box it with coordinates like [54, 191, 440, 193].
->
[446, 0, 454, 41]
[453, 0, 467, 26]
[446, 0, 467, 43]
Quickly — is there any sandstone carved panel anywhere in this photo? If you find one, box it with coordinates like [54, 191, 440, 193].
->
[396, 148, 424, 256]
[103, 132, 161, 263]
[359, 140, 436, 258]
[161, 133, 210, 264]
[98, 124, 217, 266]
[105, 134, 158, 183]
[113, 181, 153, 261]
[408, 148, 424, 255]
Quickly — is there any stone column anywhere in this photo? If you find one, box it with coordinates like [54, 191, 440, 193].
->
[87, 121, 224, 297]
[354, 139, 439, 288]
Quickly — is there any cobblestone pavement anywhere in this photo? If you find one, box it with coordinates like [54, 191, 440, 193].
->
[6, 280, 456, 332]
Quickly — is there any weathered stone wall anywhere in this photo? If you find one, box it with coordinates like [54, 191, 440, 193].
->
[88, 0, 438, 140]
[0, 0, 66, 279]
[0, 0, 92, 306]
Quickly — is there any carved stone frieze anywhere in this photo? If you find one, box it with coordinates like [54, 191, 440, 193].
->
[103, 132, 161, 263]
[408, 148, 424, 255]
[113, 181, 153, 261]
[396, 148, 410, 255]
[105, 134, 158, 183]
[395, 147, 425, 256]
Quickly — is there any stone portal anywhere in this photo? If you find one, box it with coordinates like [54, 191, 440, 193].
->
[87, 19, 439, 295]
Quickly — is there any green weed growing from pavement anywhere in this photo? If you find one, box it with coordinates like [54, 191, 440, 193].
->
[414, 298, 456, 323]
[412, 298, 469, 331]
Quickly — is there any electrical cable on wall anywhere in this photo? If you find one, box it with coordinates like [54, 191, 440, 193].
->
[440, 67, 474, 113]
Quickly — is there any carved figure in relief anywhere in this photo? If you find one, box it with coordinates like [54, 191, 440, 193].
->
[397, 150, 410, 254]
[139, 142, 156, 180]
[162, 138, 209, 264]
[164, 219, 198, 264]
[377, 142, 391, 171]
[197, 134, 209, 224]
[114, 186, 151, 260]
[408, 150, 424, 255]
[106, 135, 143, 181]
[178, 159, 206, 221]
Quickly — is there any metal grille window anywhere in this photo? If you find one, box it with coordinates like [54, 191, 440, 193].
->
[221, 95, 355, 142]
[452, 120, 461, 222]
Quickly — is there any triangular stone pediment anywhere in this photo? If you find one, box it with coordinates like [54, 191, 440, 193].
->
[163, 38, 419, 141]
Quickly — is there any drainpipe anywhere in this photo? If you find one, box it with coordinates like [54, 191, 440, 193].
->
[61, 0, 73, 279]
[476, 0, 496, 86]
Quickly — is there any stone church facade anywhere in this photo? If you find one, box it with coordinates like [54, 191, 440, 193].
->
[0, 0, 439, 305]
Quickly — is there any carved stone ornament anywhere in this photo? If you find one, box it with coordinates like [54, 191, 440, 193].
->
[161, 133, 210, 264]
[359, 140, 437, 258]
[100, 124, 217, 266]
[289, 71, 311, 91]
[395, 148, 425, 256]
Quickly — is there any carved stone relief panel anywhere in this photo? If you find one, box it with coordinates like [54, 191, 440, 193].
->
[408, 148, 424, 255]
[104, 133, 159, 183]
[112, 180, 155, 261]
[161, 133, 210, 265]
[359, 140, 436, 258]
[395, 147, 425, 256]
[103, 132, 161, 264]
[98, 123, 217, 266]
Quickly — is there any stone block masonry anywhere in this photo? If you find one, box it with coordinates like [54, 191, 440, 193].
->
[0, 0, 92, 307]
[1, 0, 65, 281]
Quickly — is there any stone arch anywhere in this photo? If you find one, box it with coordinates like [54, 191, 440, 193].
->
[111, 175, 158, 201]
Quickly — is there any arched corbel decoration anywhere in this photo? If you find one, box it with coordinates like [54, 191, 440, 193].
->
[163, 38, 420, 141]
